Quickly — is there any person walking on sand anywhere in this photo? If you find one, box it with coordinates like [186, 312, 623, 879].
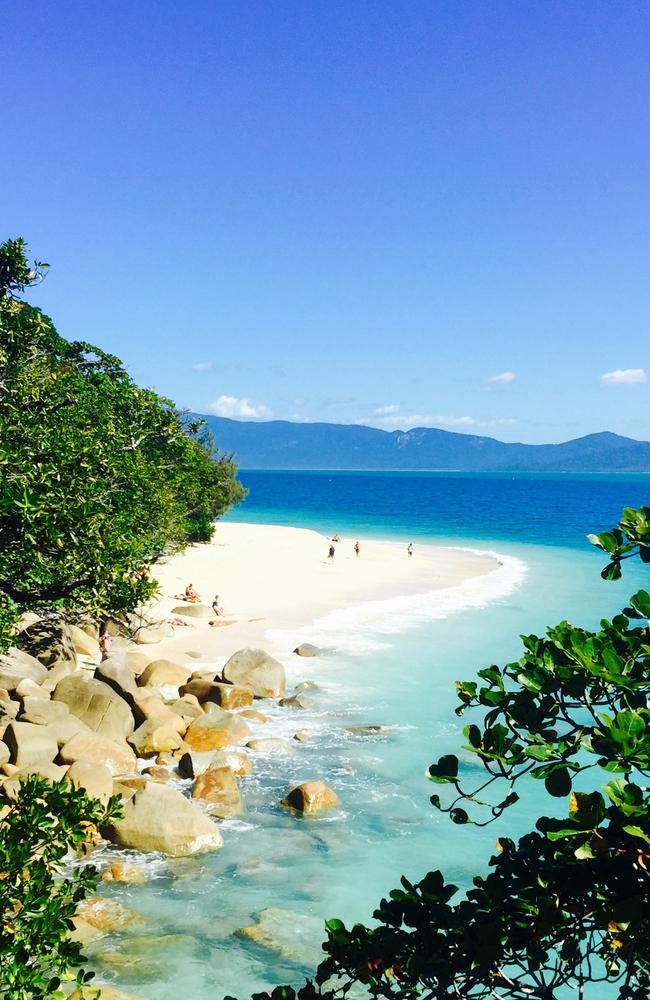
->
[354, 541, 360, 558]
[407, 542, 413, 558]
[328, 544, 336, 561]
[212, 594, 224, 616]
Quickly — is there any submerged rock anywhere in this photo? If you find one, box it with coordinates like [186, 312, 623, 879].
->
[101, 861, 148, 884]
[246, 737, 293, 754]
[69, 987, 145, 1000]
[236, 906, 324, 964]
[345, 724, 390, 737]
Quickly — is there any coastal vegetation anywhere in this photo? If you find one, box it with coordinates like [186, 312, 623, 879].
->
[0, 238, 245, 648]
[0, 776, 121, 999]
[0, 239, 245, 996]
[254, 505, 650, 1000]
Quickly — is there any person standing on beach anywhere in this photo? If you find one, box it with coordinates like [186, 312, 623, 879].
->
[354, 541, 360, 558]
[407, 543, 413, 558]
[328, 544, 335, 561]
[99, 630, 112, 660]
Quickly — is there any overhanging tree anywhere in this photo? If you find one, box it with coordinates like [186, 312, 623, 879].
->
[0, 238, 246, 646]
[246, 505, 650, 1000]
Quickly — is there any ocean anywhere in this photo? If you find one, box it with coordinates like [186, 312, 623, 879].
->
[95, 471, 649, 998]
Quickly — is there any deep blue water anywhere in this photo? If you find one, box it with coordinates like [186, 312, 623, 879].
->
[229, 470, 650, 549]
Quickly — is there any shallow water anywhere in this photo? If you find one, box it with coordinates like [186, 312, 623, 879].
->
[92, 472, 649, 997]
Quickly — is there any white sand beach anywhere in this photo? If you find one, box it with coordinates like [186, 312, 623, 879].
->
[149, 522, 500, 662]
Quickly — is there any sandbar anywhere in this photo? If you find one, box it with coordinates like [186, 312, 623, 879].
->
[148, 522, 499, 663]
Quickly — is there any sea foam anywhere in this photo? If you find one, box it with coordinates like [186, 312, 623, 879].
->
[266, 548, 527, 656]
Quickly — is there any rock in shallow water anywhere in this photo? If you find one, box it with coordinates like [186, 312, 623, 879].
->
[236, 906, 324, 964]
[192, 763, 243, 817]
[221, 647, 286, 698]
[281, 780, 340, 814]
[293, 643, 322, 657]
[108, 781, 223, 855]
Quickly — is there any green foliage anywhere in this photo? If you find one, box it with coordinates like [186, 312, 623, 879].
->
[0, 775, 122, 999]
[246, 505, 650, 1000]
[0, 238, 246, 645]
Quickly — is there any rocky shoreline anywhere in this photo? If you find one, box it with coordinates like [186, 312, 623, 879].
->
[0, 608, 338, 999]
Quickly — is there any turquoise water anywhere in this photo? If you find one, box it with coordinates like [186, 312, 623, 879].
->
[93, 472, 649, 997]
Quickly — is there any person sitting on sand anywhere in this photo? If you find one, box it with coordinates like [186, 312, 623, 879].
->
[184, 583, 201, 603]
[332, 534, 341, 542]
[212, 594, 224, 616]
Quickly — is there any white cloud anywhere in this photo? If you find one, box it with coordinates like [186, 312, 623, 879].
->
[372, 404, 401, 416]
[362, 404, 516, 432]
[193, 361, 214, 372]
[207, 395, 273, 420]
[488, 371, 516, 384]
[600, 368, 647, 385]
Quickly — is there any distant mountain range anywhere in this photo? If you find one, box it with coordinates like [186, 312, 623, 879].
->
[196, 415, 650, 473]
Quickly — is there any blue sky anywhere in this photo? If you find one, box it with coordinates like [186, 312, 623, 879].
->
[2, 1, 649, 443]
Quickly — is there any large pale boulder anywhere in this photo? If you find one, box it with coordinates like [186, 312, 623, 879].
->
[68, 624, 100, 657]
[4, 721, 58, 769]
[192, 764, 242, 817]
[183, 704, 251, 751]
[96, 654, 138, 698]
[134, 622, 174, 645]
[0, 742, 10, 766]
[138, 659, 192, 689]
[59, 732, 136, 776]
[281, 780, 340, 814]
[40, 661, 77, 694]
[109, 782, 223, 855]
[53, 674, 134, 741]
[19, 698, 90, 747]
[171, 604, 214, 619]
[125, 647, 155, 677]
[130, 688, 187, 734]
[221, 648, 286, 698]
[19, 619, 78, 671]
[179, 678, 253, 709]
[15, 761, 68, 783]
[169, 694, 203, 722]
[14, 678, 49, 700]
[19, 697, 69, 726]
[66, 760, 113, 805]
[0, 650, 48, 692]
[128, 719, 184, 757]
